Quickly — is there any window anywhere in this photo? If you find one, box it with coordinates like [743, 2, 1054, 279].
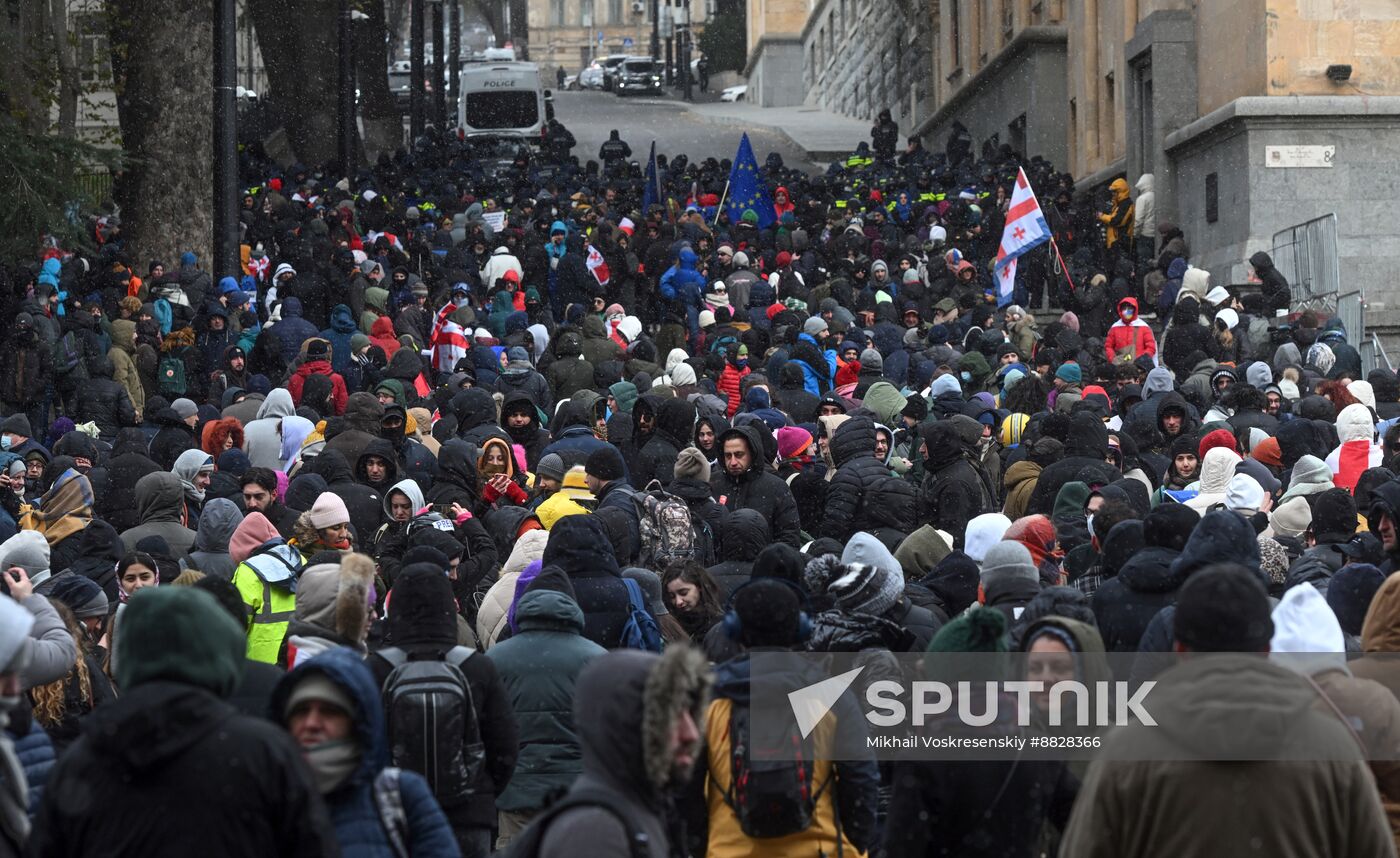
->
[609, 0, 624, 23]
[1104, 70, 1116, 155]
[1206, 172, 1219, 224]
[73, 12, 111, 84]
[1138, 65, 1155, 172]
[552, 0, 566, 27]
[949, 0, 961, 70]
[580, 0, 594, 27]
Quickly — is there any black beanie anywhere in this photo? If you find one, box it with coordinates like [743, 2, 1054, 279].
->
[525, 565, 577, 601]
[751, 543, 807, 590]
[1173, 564, 1273, 652]
[901, 396, 928, 422]
[732, 579, 802, 647]
[1143, 503, 1200, 552]
[585, 445, 626, 481]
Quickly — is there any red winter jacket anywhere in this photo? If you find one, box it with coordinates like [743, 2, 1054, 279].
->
[286, 360, 348, 415]
[370, 316, 400, 357]
[1103, 298, 1157, 363]
[718, 363, 751, 417]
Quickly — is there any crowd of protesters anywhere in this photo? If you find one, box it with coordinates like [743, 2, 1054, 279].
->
[1, 111, 1399, 858]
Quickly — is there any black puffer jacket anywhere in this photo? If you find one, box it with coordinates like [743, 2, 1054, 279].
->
[709, 424, 802, 548]
[916, 420, 993, 549]
[148, 407, 198, 470]
[705, 508, 768, 597]
[74, 354, 138, 440]
[1250, 251, 1291, 313]
[636, 398, 695, 489]
[501, 389, 551, 471]
[544, 515, 639, 649]
[425, 438, 484, 516]
[301, 449, 383, 546]
[1026, 413, 1119, 517]
[452, 387, 512, 450]
[1091, 545, 1182, 652]
[820, 417, 893, 542]
[98, 429, 161, 533]
[323, 391, 383, 468]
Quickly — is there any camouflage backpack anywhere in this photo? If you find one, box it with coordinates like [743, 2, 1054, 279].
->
[634, 481, 713, 569]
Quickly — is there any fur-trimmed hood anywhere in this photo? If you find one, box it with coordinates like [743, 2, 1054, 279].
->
[287, 552, 374, 652]
[575, 645, 712, 797]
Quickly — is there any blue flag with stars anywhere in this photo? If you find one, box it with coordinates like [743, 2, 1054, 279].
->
[641, 141, 661, 213]
[726, 133, 774, 228]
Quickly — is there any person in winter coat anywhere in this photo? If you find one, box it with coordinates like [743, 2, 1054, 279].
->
[705, 508, 768, 596]
[820, 416, 904, 543]
[1103, 297, 1156, 364]
[366, 561, 518, 853]
[500, 390, 551, 472]
[684, 579, 876, 858]
[184, 497, 243, 580]
[636, 398, 694, 488]
[97, 428, 160, 533]
[324, 392, 384, 469]
[1250, 251, 1292, 315]
[1092, 503, 1198, 651]
[917, 420, 993, 548]
[496, 350, 553, 419]
[843, 532, 943, 650]
[580, 315, 621, 367]
[273, 647, 461, 858]
[716, 345, 752, 418]
[540, 514, 642, 649]
[1133, 173, 1156, 261]
[1061, 566, 1394, 857]
[108, 318, 145, 418]
[320, 304, 359, 375]
[0, 313, 53, 432]
[287, 340, 348, 415]
[230, 510, 306, 663]
[710, 424, 802, 548]
[148, 398, 200, 470]
[270, 297, 320, 364]
[1097, 177, 1135, 251]
[277, 553, 375, 668]
[244, 388, 298, 471]
[301, 449, 383, 549]
[486, 570, 607, 847]
[73, 353, 138, 441]
[29, 586, 339, 856]
[536, 646, 711, 858]
[1271, 583, 1400, 849]
[545, 330, 594, 405]
[120, 471, 197, 557]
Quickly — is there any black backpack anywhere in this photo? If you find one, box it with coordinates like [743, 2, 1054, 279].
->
[503, 787, 651, 858]
[379, 646, 485, 805]
[721, 700, 829, 839]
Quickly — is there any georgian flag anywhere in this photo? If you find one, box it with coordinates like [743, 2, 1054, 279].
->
[248, 255, 270, 282]
[586, 243, 611, 287]
[993, 167, 1051, 306]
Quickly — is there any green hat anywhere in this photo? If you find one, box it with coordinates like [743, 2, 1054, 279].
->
[351, 333, 371, 353]
[741, 209, 759, 224]
[923, 604, 1009, 683]
[116, 588, 245, 698]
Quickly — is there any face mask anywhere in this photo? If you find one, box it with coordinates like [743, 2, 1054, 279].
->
[961, 371, 972, 382]
[1, 436, 11, 452]
[736, 359, 748, 369]
[1085, 513, 1095, 541]
[304, 739, 360, 795]
[453, 295, 469, 308]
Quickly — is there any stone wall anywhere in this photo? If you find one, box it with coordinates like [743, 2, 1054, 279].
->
[800, 0, 928, 128]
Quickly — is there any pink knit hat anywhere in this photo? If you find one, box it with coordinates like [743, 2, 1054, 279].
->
[776, 426, 813, 461]
[307, 492, 350, 529]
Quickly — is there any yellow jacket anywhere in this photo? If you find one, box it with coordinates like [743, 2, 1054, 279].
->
[1098, 178, 1135, 248]
[230, 542, 304, 663]
[701, 697, 864, 857]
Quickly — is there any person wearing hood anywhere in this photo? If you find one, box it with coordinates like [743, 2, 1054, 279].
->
[658, 246, 706, 354]
[1283, 488, 1358, 597]
[287, 339, 348, 416]
[524, 641, 710, 858]
[1132, 173, 1156, 261]
[703, 508, 768, 596]
[540, 514, 642, 648]
[499, 390, 551, 472]
[1250, 250, 1292, 316]
[1096, 177, 1135, 255]
[545, 330, 595, 406]
[1279, 453, 1335, 504]
[1271, 582, 1400, 848]
[917, 419, 994, 548]
[1103, 297, 1156, 364]
[636, 398, 695, 489]
[72, 352, 138, 441]
[711, 424, 802, 549]
[28, 587, 339, 857]
[366, 563, 520, 853]
[1092, 503, 1199, 651]
[496, 348, 553, 420]
[1328, 402, 1383, 492]
[1181, 446, 1242, 514]
[319, 304, 360, 376]
[580, 314, 621, 367]
[119, 471, 197, 558]
[487, 568, 606, 848]
[1062, 565, 1394, 857]
[269, 296, 321, 364]
[301, 448, 384, 548]
[273, 647, 460, 857]
[278, 552, 375, 669]
[107, 317, 146, 418]
[324, 392, 385, 470]
[482, 244, 525, 290]
[820, 416, 906, 543]
[243, 388, 298, 471]
[96, 428, 161, 533]
[171, 449, 215, 529]
[184, 496, 243, 580]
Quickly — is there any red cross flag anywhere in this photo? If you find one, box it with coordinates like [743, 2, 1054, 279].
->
[586, 243, 611, 288]
[993, 167, 1050, 307]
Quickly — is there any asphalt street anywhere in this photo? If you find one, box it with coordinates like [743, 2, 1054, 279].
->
[551, 90, 817, 173]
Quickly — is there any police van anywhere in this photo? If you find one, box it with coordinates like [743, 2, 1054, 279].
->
[457, 60, 546, 140]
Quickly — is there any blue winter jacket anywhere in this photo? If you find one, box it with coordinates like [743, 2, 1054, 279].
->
[271, 297, 321, 364]
[270, 647, 460, 858]
[321, 304, 359, 375]
[659, 248, 706, 336]
[794, 332, 838, 398]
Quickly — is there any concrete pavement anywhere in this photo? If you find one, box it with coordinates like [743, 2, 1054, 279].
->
[683, 100, 870, 164]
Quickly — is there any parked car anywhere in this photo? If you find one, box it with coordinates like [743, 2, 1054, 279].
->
[720, 84, 748, 103]
[579, 66, 605, 90]
[598, 54, 631, 91]
[614, 57, 663, 96]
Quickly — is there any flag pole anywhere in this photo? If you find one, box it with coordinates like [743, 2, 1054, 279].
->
[1049, 234, 1077, 293]
[716, 179, 731, 218]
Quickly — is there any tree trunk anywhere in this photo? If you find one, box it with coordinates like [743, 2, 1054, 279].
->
[355, 0, 402, 159]
[248, 0, 340, 167]
[107, 0, 213, 266]
[48, 0, 79, 136]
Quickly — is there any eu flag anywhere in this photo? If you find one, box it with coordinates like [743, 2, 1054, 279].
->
[726, 133, 774, 228]
[641, 141, 661, 213]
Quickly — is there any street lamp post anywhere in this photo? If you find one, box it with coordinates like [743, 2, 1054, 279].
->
[449, 0, 460, 124]
[650, 0, 659, 62]
[680, 0, 691, 101]
[213, 0, 239, 279]
[432, 0, 446, 128]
